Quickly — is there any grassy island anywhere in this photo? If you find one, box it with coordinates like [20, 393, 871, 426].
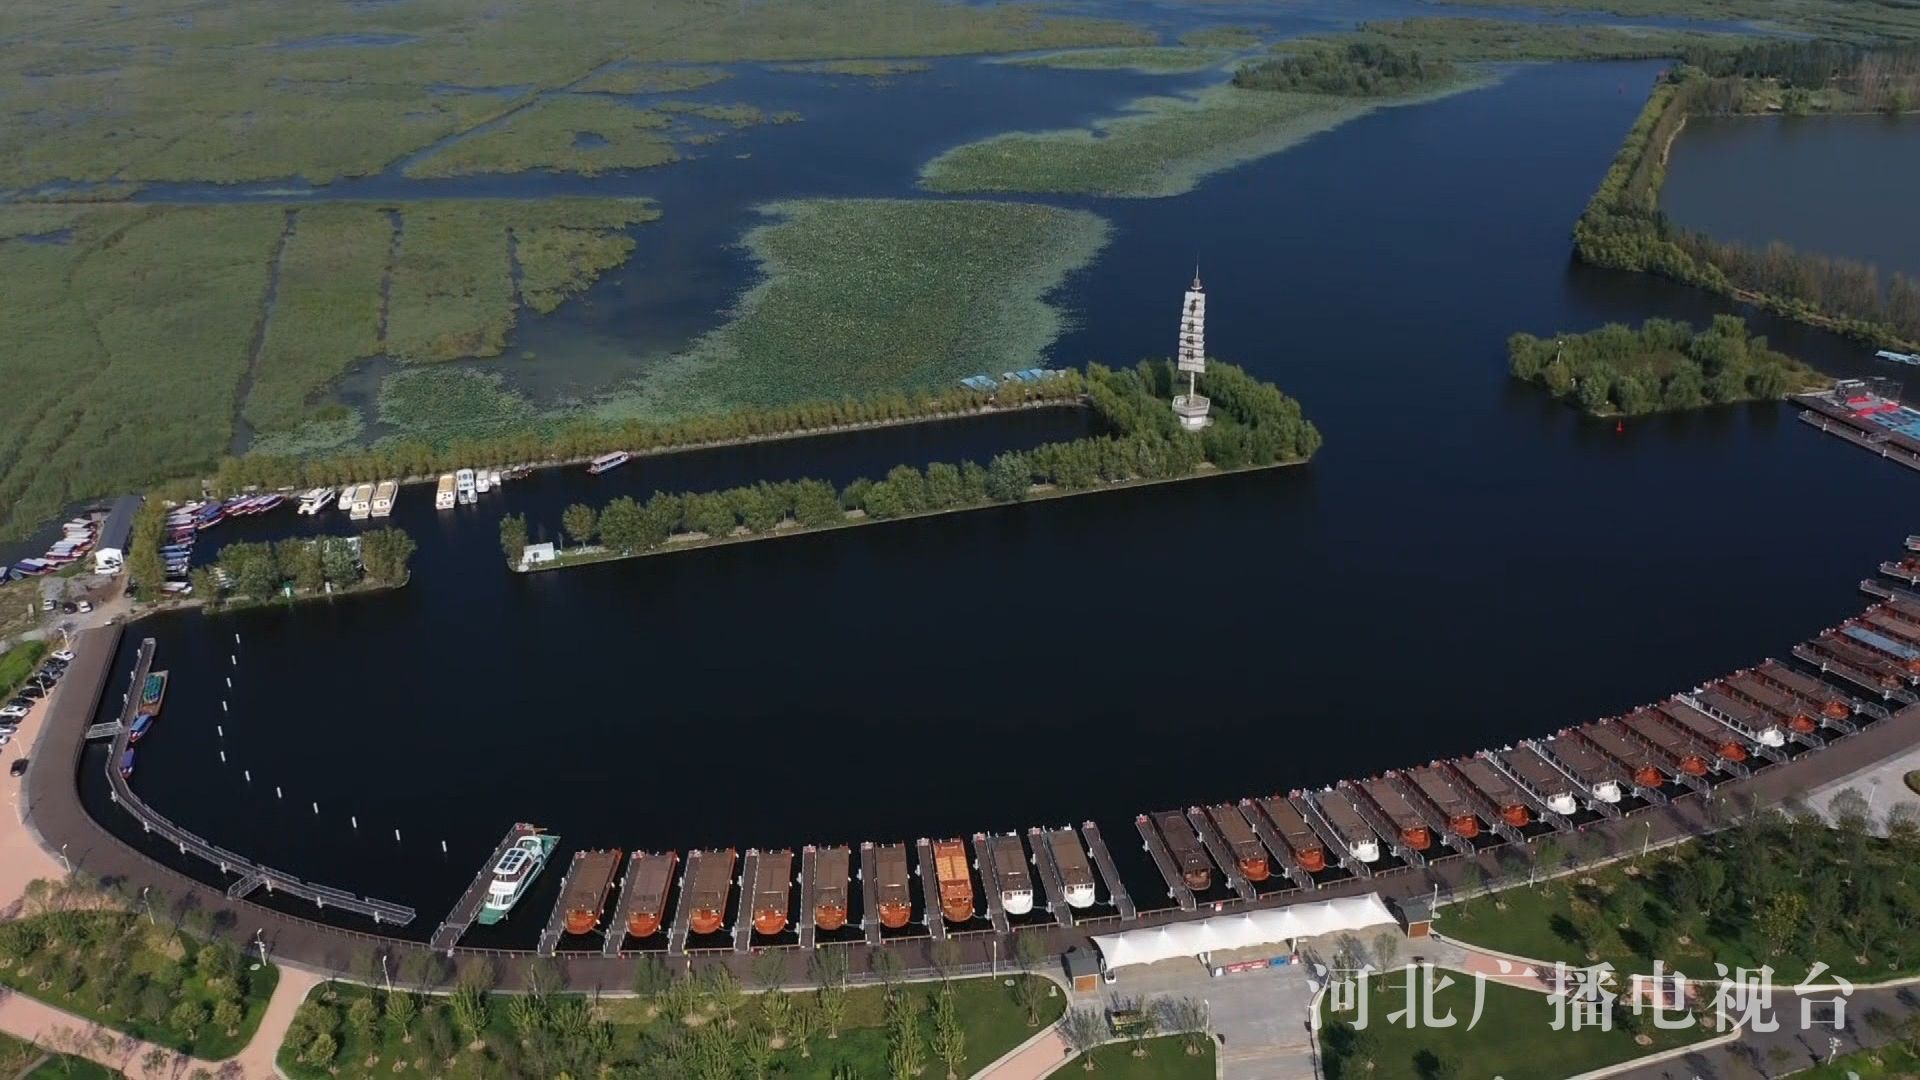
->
[278, 969, 1064, 1080]
[0, 879, 279, 1061]
[1509, 315, 1820, 416]
[520, 360, 1319, 570]
[1574, 49, 1920, 351]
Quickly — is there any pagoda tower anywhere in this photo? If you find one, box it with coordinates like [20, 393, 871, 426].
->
[1171, 270, 1211, 430]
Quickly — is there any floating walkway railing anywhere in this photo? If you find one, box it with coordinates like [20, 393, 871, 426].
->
[105, 639, 415, 927]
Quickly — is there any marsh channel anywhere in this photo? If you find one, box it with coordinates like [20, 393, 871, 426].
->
[74, 49, 1920, 947]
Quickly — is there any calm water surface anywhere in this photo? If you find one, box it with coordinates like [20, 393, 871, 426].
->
[77, 62, 1920, 944]
[1662, 112, 1920, 279]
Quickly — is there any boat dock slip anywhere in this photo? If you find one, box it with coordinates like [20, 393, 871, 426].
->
[1027, 829, 1074, 927]
[1637, 706, 1750, 778]
[872, 842, 913, 936]
[810, 845, 850, 942]
[1531, 734, 1634, 811]
[914, 839, 949, 939]
[748, 849, 794, 944]
[1448, 755, 1542, 839]
[606, 851, 675, 956]
[1079, 822, 1136, 920]
[1254, 796, 1329, 878]
[1741, 665, 1861, 732]
[1401, 766, 1480, 852]
[1136, 815, 1197, 911]
[971, 834, 1011, 935]
[1492, 746, 1578, 824]
[986, 833, 1033, 924]
[1794, 639, 1920, 703]
[1761, 657, 1888, 722]
[1677, 692, 1791, 761]
[733, 851, 762, 952]
[860, 843, 883, 945]
[1188, 807, 1256, 900]
[669, 848, 734, 954]
[1351, 777, 1437, 862]
[1240, 799, 1314, 890]
[1582, 722, 1687, 797]
[539, 848, 622, 956]
[1303, 789, 1384, 873]
[798, 847, 819, 950]
[433, 824, 542, 951]
[1203, 804, 1273, 889]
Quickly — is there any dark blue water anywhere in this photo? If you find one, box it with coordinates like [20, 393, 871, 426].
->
[1662, 112, 1920, 280]
[77, 61, 1920, 944]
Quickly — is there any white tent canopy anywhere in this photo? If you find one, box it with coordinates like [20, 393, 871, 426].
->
[1091, 893, 1397, 970]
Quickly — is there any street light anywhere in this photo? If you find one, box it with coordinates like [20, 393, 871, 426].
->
[254, 929, 269, 969]
[1642, 821, 1653, 858]
[381, 952, 392, 994]
[140, 886, 153, 924]
[58, 843, 71, 874]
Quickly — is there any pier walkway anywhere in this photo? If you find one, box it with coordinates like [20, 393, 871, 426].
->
[431, 824, 533, 952]
[735, 850, 762, 953]
[1135, 815, 1196, 911]
[1242, 799, 1315, 892]
[1188, 807, 1255, 902]
[1080, 821, 1135, 919]
[972, 833, 1011, 936]
[797, 846, 818, 951]
[860, 842, 882, 946]
[915, 838, 948, 941]
[1028, 828, 1074, 927]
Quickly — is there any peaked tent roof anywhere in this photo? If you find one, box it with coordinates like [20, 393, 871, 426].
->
[1091, 893, 1397, 970]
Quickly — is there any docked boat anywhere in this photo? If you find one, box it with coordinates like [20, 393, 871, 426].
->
[1043, 829, 1097, 908]
[370, 481, 397, 519]
[622, 851, 677, 939]
[136, 671, 167, 718]
[812, 845, 851, 930]
[488, 469, 504, 488]
[1404, 765, 1481, 840]
[559, 849, 623, 936]
[474, 469, 492, 494]
[751, 850, 794, 936]
[502, 465, 532, 481]
[128, 713, 154, 743]
[1581, 722, 1673, 788]
[932, 839, 973, 924]
[587, 451, 630, 475]
[1494, 746, 1580, 818]
[118, 750, 136, 779]
[336, 485, 357, 512]
[298, 488, 334, 515]
[1150, 811, 1214, 891]
[456, 468, 477, 505]
[1205, 805, 1270, 882]
[1451, 755, 1536, 828]
[1252, 796, 1326, 874]
[686, 848, 736, 936]
[1876, 349, 1920, 366]
[435, 474, 457, 511]
[872, 843, 912, 928]
[1311, 789, 1383, 864]
[475, 826, 559, 925]
[987, 834, 1033, 915]
[347, 483, 373, 520]
[1533, 734, 1626, 803]
[1355, 777, 1435, 852]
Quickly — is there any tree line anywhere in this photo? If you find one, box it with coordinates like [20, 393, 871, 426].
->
[201, 529, 415, 604]
[204, 376, 1085, 498]
[1232, 41, 1454, 96]
[515, 360, 1321, 564]
[1574, 63, 1920, 349]
[1508, 315, 1819, 416]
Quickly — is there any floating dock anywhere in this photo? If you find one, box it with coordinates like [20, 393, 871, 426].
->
[1753, 660, 1869, 727]
[972, 834, 1010, 935]
[606, 850, 675, 956]
[1191, 806, 1259, 899]
[810, 845, 850, 942]
[915, 838, 950, 939]
[1722, 672, 1833, 742]
[1449, 755, 1543, 838]
[734, 851, 763, 952]
[1136, 814, 1197, 910]
[749, 849, 793, 944]
[1080, 821, 1135, 920]
[432, 824, 542, 952]
[860, 842, 884, 946]
[539, 848, 622, 956]
[1028, 828, 1081, 925]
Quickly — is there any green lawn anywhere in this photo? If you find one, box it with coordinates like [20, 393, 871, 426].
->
[1067, 1035, 1216, 1078]
[279, 974, 1064, 1079]
[0, 639, 48, 697]
[0, 907, 278, 1060]
[25, 1056, 121, 1080]
[1319, 971, 1704, 1079]
[1791, 1040, 1920, 1078]
[1444, 818, 1920, 985]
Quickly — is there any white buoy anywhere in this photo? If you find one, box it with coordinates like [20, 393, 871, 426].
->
[225, 677, 232, 689]
[216, 725, 223, 737]
[219, 751, 226, 762]
[275, 786, 283, 799]
[230, 654, 236, 665]
[352, 816, 358, 829]
[395, 829, 402, 843]
[222, 700, 228, 712]
[244, 769, 251, 782]
[235, 633, 241, 644]
[312, 802, 319, 815]
[441, 840, 448, 854]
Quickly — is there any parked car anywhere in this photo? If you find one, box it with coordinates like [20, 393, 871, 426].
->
[59, 602, 75, 614]
[75, 600, 92, 613]
[49, 650, 73, 663]
[39, 598, 53, 612]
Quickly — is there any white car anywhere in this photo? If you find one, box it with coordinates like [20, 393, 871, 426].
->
[75, 600, 92, 613]
[0, 708, 26, 720]
[50, 650, 74, 663]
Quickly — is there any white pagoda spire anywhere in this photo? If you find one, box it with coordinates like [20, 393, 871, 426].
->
[1171, 269, 1211, 430]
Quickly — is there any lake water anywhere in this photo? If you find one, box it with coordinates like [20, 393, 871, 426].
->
[77, 60, 1920, 945]
[1662, 112, 1920, 279]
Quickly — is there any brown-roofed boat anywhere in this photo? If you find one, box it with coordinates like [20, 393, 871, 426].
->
[561, 849, 622, 936]
[1206, 805, 1270, 882]
[1253, 796, 1325, 873]
[687, 849, 735, 936]
[752, 850, 793, 936]
[813, 846, 850, 931]
[873, 843, 912, 929]
[933, 839, 974, 924]
[1152, 811, 1214, 891]
[624, 851, 676, 939]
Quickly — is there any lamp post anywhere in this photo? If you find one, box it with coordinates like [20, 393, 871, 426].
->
[140, 886, 153, 924]
[58, 843, 71, 874]
[381, 953, 392, 994]
[1642, 821, 1653, 859]
[254, 929, 269, 969]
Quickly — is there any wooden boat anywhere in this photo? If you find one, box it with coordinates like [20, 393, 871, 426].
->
[986, 834, 1033, 916]
[622, 851, 677, 939]
[933, 839, 973, 924]
[686, 849, 735, 936]
[812, 845, 850, 931]
[1151, 812, 1214, 891]
[560, 849, 623, 935]
[1042, 828, 1097, 908]
[1252, 797, 1326, 874]
[751, 850, 793, 936]
[873, 843, 911, 929]
[1205, 805, 1269, 882]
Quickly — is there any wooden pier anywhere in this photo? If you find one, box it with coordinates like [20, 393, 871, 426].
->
[734, 851, 762, 953]
[1080, 821, 1135, 919]
[432, 824, 537, 952]
[1027, 828, 1074, 927]
[1135, 815, 1196, 911]
[860, 842, 882, 946]
[797, 846, 819, 951]
[1187, 807, 1255, 901]
[667, 851, 706, 956]
[971, 834, 1010, 936]
[914, 838, 948, 941]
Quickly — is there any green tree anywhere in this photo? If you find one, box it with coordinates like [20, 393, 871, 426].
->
[598, 496, 644, 552]
[358, 528, 416, 585]
[169, 999, 209, 1041]
[1756, 891, 1808, 956]
[346, 994, 379, 1042]
[931, 985, 968, 1078]
[319, 537, 359, 587]
[386, 990, 418, 1043]
[499, 513, 529, 567]
[212, 997, 245, 1037]
[561, 503, 598, 547]
[449, 983, 489, 1042]
[986, 453, 1030, 502]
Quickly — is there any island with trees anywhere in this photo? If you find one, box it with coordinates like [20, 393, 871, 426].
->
[506, 359, 1319, 571]
[1508, 316, 1821, 416]
[1573, 44, 1920, 352]
[184, 529, 417, 610]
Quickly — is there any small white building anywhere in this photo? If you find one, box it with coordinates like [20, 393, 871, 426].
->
[518, 542, 556, 571]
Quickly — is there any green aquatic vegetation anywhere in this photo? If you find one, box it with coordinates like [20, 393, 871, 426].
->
[376, 368, 540, 441]
[403, 95, 678, 178]
[247, 408, 366, 458]
[1004, 46, 1234, 73]
[1233, 41, 1457, 96]
[921, 77, 1487, 198]
[655, 99, 768, 127]
[606, 198, 1110, 416]
[575, 63, 731, 94]
[245, 204, 391, 433]
[1180, 25, 1264, 48]
[768, 58, 932, 77]
[382, 203, 518, 362]
[514, 226, 635, 315]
